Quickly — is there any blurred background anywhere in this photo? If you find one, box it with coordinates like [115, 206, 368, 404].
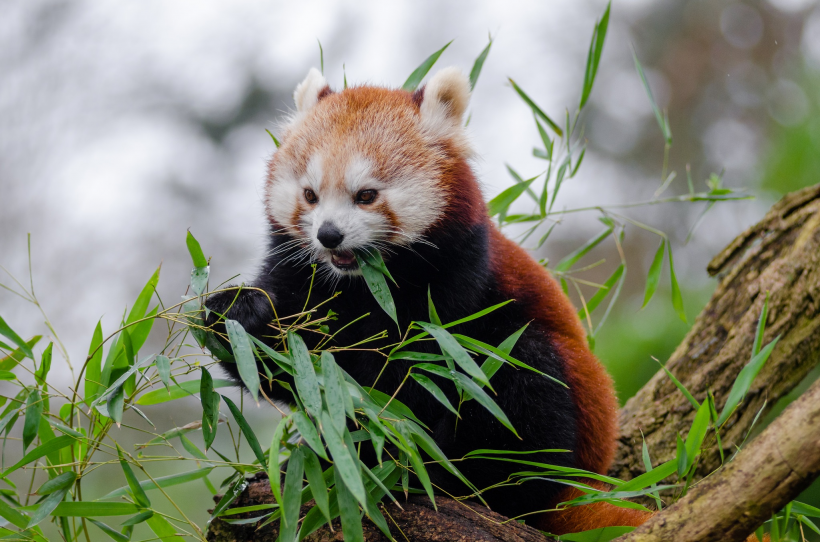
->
[1, 0, 819, 539]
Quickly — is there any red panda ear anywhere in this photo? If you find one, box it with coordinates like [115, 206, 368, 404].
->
[294, 68, 331, 113]
[419, 67, 470, 125]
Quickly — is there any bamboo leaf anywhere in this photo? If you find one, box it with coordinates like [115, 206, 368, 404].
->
[0, 315, 34, 360]
[632, 49, 672, 145]
[321, 351, 348, 433]
[487, 176, 538, 218]
[2, 435, 75, 478]
[334, 466, 364, 541]
[508, 78, 563, 136]
[579, 2, 611, 110]
[320, 412, 367, 508]
[642, 239, 665, 309]
[118, 445, 151, 508]
[578, 264, 625, 321]
[100, 468, 213, 500]
[278, 446, 304, 541]
[23, 389, 43, 451]
[554, 227, 613, 273]
[200, 367, 220, 450]
[51, 502, 140, 517]
[87, 519, 130, 542]
[221, 395, 267, 471]
[402, 41, 453, 91]
[288, 331, 323, 417]
[293, 411, 327, 460]
[469, 35, 493, 90]
[684, 401, 711, 471]
[717, 336, 781, 426]
[224, 320, 260, 404]
[27, 485, 70, 528]
[136, 378, 233, 406]
[303, 447, 331, 525]
[186, 231, 208, 268]
[155, 355, 172, 392]
[416, 322, 490, 388]
[410, 373, 459, 417]
[355, 253, 398, 326]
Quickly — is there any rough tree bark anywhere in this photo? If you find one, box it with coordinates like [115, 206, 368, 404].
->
[207, 184, 820, 542]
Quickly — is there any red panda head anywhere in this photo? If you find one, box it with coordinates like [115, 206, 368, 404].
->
[265, 67, 477, 275]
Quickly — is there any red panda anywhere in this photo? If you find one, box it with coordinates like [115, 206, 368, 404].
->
[206, 67, 651, 535]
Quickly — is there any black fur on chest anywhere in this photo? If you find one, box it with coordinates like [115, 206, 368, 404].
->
[205, 221, 580, 519]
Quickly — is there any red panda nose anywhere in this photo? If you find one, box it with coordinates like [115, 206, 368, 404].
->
[317, 222, 344, 249]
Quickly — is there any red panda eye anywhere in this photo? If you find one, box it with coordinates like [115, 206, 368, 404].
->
[356, 190, 377, 204]
[304, 189, 318, 204]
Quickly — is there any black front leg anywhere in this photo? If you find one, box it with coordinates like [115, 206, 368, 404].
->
[204, 285, 295, 404]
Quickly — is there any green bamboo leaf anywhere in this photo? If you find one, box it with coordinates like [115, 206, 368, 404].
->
[27, 485, 69, 528]
[442, 299, 513, 330]
[279, 446, 304, 541]
[427, 287, 442, 326]
[136, 378, 233, 406]
[293, 411, 327, 460]
[191, 266, 209, 298]
[452, 335, 557, 383]
[146, 513, 182, 541]
[287, 331, 323, 417]
[155, 355, 172, 392]
[508, 78, 563, 136]
[118, 445, 150, 508]
[506, 164, 540, 203]
[451, 372, 518, 438]
[200, 367, 220, 450]
[358, 249, 396, 285]
[221, 395, 267, 471]
[180, 434, 210, 462]
[321, 351, 348, 432]
[36, 472, 76, 495]
[476, 324, 528, 386]
[265, 129, 280, 148]
[0, 315, 34, 360]
[248, 336, 294, 375]
[100, 468, 213, 500]
[554, 227, 613, 273]
[656, 360, 699, 410]
[127, 268, 160, 327]
[23, 389, 43, 451]
[121, 510, 153, 527]
[579, 2, 611, 110]
[410, 373, 459, 417]
[0, 335, 41, 371]
[558, 526, 634, 541]
[268, 415, 290, 510]
[355, 253, 398, 325]
[578, 264, 625, 321]
[487, 175, 538, 218]
[34, 343, 52, 386]
[51, 502, 140, 517]
[88, 519, 130, 542]
[632, 49, 672, 145]
[186, 231, 208, 268]
[791, 501, 820, 519]
[641, 239, 665, 309]
[2, 435, 75, 478]
[469, 35, 493, 90]
[94, 354, 155, 408]
[320, 412, 366, 508]
[752, 292, 769, 358]
[224, 320, 260, 404]
[416, 322, 491, 389]
[684, 401, 710, 472]
[303, 448, 331, 525]
[0, 499, 30, 529]
[402, 41, 453, 91]
[334, 466, 364, 541]
[209, 478, 247, 523]
[676, 433, 687, 477]
[616, 459, 677, 491]
[717, 335, 781, 426]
